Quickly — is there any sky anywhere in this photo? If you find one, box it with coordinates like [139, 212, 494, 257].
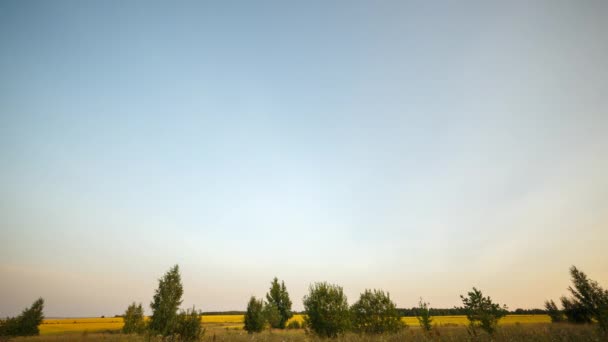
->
[1, 0, 607, 317]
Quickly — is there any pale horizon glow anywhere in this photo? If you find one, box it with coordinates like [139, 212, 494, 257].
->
[1, 0, 607, 317]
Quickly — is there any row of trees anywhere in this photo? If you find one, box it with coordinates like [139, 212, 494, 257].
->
[244, 266, 607, 338]
[125, 265, 607, 340]
[544, 266, 608, 333]
[2, 264, 605, 339]
[244, 279, 509, 337]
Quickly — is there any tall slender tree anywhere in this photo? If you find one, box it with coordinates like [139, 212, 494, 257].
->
[148, 265, 184, 336]
[265, 277, 293, 329]
[417, 298, 433, 332]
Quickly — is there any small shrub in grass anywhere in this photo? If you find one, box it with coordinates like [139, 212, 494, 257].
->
[544, 299, 564, 323]
[350, 289, 403, 334]
[174, 306, 204, 342]
[122, 302, 145, 334]
[416, 298, 433, 332]
[459, 287, 507, 336]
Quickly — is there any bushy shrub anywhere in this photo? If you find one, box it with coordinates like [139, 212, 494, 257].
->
[303, 282, 350, 338]
[459, 287, 507, 335]
[244, 296, 265, 333]
[122, 302, 145, 334]
[174, 306, 204, 341]
[0, 298, 44, 337]
[350, 289, 403, 334]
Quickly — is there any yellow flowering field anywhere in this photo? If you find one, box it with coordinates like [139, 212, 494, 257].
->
[40, 318, 123, 335]
[38, 314, 550, 335]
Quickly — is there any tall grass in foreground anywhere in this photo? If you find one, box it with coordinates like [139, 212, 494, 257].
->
[9, 324, 606, 342]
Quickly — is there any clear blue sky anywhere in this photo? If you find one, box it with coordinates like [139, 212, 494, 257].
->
[1, 0, 607, 317]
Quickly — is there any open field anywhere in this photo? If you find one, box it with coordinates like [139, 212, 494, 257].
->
[36, 314, 551, 336]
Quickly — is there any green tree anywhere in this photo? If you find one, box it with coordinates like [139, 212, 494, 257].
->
[122, 302, 145, 334]
[174, 306, 204, 341]
[566, 266, 608, 332]
[351, 289, 403, 334]
[561, 296, 592, 324]
[263, 302, 281, 329]
[244, 296, 265, 333]
[148, 265, 184, 336]
[0, 298, 44, 337]
[416, 298, 433, 332]
[459, 287, 507, 336]
[265, 277, 293, 329]
[544, 299, 564, 323]
[303, 282, 350, 338]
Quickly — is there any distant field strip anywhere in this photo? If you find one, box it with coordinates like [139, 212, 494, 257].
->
[40, 318, 123, 335]
[39, 314, 550, 335]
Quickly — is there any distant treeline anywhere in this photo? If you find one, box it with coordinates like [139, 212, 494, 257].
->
[200, 311, 246, 316]
[397, 307, 546, 317]
[199, 308, 546, 317]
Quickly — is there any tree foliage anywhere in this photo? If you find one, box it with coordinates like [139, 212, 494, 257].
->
[148, 265, 184, 336]
[350, 289, 403, 334]
[544, 299, 564, 323]
[303, 282, 350, 338]
[561, 296, 592, 324]
[265, 277, 293, 329]
[122, 302, 145, 334]
[244, 296, 265, 333]
[556, 266, 608, 331]
[174, 306, 204, 342]
[416, 298, 433, 332]
[459, 287, 507, 335]
[568, 266, 608, 332]
[0, 298, 44, 337]
[263, 302, 281, 329]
